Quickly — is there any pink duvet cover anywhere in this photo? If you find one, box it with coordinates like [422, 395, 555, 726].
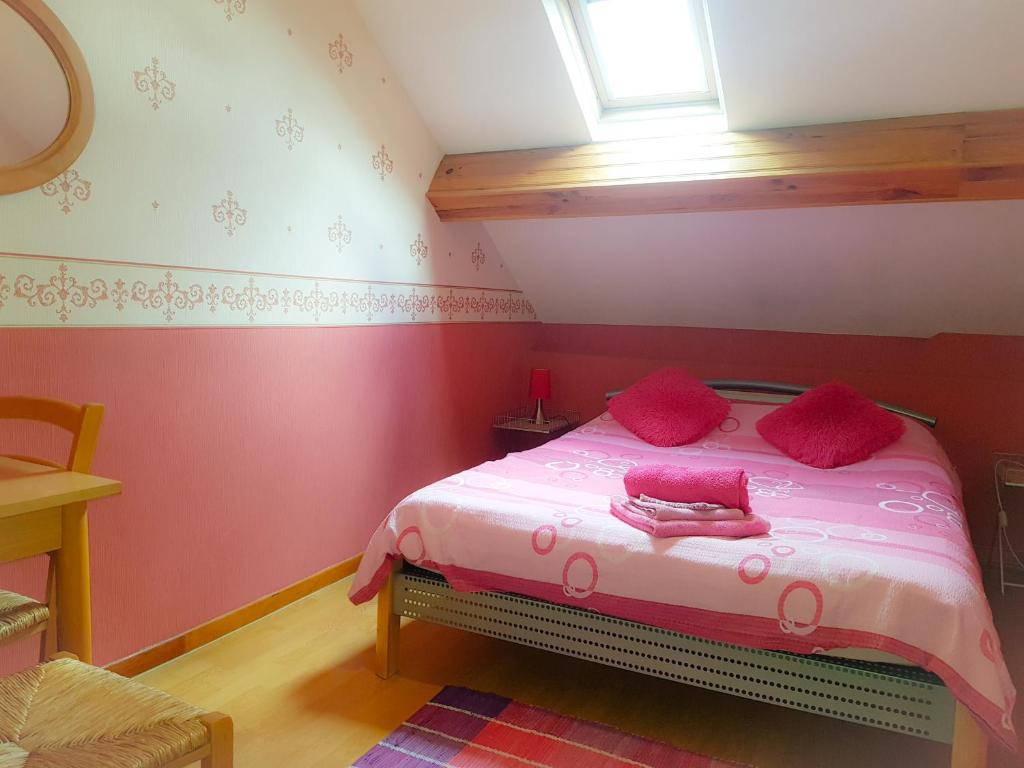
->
[350, 403, 1016, 747]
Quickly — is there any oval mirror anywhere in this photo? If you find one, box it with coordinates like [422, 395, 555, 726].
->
[0, 0, 94, 194]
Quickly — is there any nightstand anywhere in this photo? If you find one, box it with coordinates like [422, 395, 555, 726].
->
[493, 407, 580, 452]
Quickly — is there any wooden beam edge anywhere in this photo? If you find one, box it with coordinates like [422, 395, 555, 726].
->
[430, 167, 1024, 221]
[428, 160, 966, 200]
[105, 554, 362, 677]
[427, 108, 1024, 221]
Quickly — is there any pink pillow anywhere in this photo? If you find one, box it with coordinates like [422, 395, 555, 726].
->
[755, 381, 906, 468]
[609, 368, 730, 447]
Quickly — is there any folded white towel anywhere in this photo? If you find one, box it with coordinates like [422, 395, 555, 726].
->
[634, 494, 746, 522]
[637, 495, 725, 512]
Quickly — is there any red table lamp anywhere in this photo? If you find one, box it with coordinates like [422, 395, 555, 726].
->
[528, 368, 552, 425]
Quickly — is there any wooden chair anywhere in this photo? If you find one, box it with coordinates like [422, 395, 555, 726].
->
[0, 396, 104, 660]
[0, 653, 233, 766]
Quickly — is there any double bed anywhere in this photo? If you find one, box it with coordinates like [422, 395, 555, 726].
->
[350, 381, 1015, 767]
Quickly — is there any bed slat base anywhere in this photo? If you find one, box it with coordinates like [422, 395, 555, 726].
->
[393, 570, 956, 743]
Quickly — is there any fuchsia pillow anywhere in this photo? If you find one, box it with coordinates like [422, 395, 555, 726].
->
[609, 368, 730, 447]
[755, 381, 906, 469]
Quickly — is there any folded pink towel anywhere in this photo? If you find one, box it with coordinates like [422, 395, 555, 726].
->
[635, 495, 746, 521]
[624, 465, 751, 514]
[611, 498, 770, 538]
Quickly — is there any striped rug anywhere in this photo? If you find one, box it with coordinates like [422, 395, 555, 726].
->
[353, 686, 749, 767]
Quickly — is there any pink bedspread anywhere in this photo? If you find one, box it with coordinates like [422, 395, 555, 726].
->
[350, 403, 1016, 747]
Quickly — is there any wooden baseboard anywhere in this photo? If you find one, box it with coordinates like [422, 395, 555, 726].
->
[106, 554, 362, 677]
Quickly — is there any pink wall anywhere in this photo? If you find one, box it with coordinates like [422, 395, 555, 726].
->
[529, 324, 1024, 558]
[5, 320, 1021, 674]
[0, 322, 537, 671]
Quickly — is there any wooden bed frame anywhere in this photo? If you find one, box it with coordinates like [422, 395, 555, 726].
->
[375, 381, 988, 768]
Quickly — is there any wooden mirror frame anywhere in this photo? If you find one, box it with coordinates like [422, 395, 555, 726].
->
[0, 0, 94, 194]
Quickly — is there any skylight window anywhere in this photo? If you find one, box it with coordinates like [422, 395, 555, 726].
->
[566, 0, 719, 116]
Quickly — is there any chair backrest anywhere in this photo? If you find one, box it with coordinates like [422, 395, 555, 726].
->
[0, 396, 104, 472]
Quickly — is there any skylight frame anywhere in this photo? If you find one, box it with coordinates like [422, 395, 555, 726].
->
[565, 0, 719, 117]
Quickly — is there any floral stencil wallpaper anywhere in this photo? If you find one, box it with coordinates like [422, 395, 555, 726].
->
[0, 0, 533, 326]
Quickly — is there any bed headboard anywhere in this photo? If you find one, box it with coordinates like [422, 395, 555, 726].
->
[604, 379, 938, 428]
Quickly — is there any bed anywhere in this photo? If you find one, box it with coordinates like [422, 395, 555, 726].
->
[350, 381, 1015, 767]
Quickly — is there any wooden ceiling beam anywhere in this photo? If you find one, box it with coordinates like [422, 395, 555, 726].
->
[426, 109, 1024, 221]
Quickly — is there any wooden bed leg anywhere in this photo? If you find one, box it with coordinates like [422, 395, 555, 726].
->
[951, 702, 988, 768]
[376, 560, 401, 679]
[200, 712, 234, 768]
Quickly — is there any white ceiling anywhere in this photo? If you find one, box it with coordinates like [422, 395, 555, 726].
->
[356, 1, 1024, 338]
[355, 0, 1024, 152]
[485, 201, 1024, 338]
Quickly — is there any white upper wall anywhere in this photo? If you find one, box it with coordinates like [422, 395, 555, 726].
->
[356, 0, 1024, 152]
[0, 0, 530, 329]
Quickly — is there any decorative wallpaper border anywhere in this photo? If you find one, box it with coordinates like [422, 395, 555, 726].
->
[0, 253, 536, 327]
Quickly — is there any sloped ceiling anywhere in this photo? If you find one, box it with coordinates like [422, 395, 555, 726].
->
[706, 0, 1024, 131]
[355, 1, 1024, 338]
[484, 201, 1024, 338]
[353, 0, 589, 154]
[356, 0, 1024, 151]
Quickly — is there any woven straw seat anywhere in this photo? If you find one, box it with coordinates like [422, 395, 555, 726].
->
[0, 658, 225, 767]
[0, 591, 48, 643]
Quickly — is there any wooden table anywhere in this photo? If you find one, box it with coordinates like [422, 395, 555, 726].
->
[1005, 468, 1024, 488]
[0, 456, 121, 662]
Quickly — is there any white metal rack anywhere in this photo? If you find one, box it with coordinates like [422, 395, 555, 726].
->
[994, 453, 1024, 594]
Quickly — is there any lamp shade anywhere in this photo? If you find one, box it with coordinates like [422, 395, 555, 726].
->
[528, 368, 552, 400]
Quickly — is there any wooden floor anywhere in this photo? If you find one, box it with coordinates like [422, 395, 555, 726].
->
[138, 576, 1024, 768]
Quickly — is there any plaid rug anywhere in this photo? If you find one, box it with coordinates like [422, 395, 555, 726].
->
[353, 686, 749, 767]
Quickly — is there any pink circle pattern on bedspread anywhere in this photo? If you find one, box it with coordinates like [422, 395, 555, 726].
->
[777, 581, 824, 636]
[532, 525, 557, 555]
[562, 552, 599, 598]
[719, 416, 740, 433]
[981, 629, 997, 663]
[396, 526, 425, 564]
[738, 554, 771, 585]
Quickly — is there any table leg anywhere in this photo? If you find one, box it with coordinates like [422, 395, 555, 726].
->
[55, 501, 92, 663]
